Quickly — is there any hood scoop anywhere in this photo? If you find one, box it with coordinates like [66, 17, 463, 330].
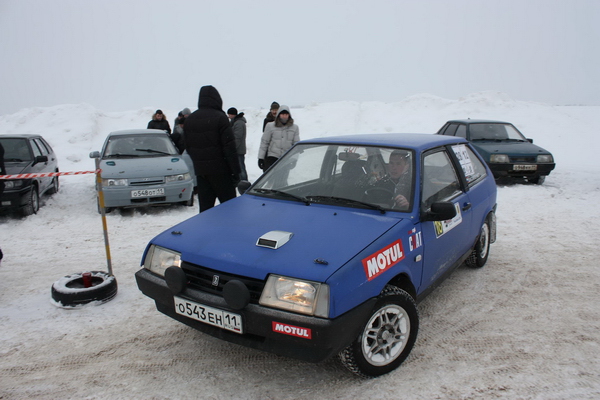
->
[256, 231, 294, 249]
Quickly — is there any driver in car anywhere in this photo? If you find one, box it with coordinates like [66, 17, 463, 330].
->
[376, 150, 412, 210]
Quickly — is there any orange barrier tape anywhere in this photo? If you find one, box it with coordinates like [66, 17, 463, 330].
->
[0, 170, 101, 179]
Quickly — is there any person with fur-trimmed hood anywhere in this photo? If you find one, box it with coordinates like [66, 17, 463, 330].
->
[258, 105, 300, 171]
[184, 85, 241, 212]
[147, 109, 171, 133]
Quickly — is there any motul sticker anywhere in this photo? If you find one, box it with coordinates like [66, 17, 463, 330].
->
[272, 322, 312, 339]
[362, 239, 405, 281]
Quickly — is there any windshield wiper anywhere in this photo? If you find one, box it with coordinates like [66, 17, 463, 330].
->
[252, 188, 310, 205]
[306, 195, 386, 214]
[107, 153, 142, 158]
[4, 158, 26, 162]
[135, 148, 171, 155]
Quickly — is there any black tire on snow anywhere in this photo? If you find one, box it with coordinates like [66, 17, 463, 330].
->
[22, 185, 39, 216]
[338, 285, 419, 378]
[51, 271, 118, 307]
[466, 217, 491, 268]
[47, 176, 59, 195]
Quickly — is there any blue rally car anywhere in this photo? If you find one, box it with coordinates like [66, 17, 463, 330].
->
[135, 133, 498, 377]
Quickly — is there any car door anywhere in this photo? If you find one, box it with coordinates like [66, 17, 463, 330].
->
[30, 138, 52, 193]
[419, 146, 474, 289]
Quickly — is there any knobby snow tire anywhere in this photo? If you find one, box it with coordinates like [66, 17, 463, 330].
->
[51, 271, 118, 307]
[338, 285, 419, 378]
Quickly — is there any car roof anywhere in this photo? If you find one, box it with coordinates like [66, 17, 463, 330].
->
[107, 129, 168, 137]
[0, 133, 45, 139]
[300, 133, 468, 151]
[446, 119, 512, 125]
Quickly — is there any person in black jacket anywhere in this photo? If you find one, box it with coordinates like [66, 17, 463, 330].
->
[147, 109, 171, 133]
[262, 101, 279, 132]
[184, 86, 241, 212]
[0, 141, 5, 198]
[0, 142, 4, 263]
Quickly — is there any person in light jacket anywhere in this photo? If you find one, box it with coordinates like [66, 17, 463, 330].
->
[258, 105, 299, 171]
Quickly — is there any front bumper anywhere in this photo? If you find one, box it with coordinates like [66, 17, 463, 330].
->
[488, 163, 555, 178]
[135, 268, 376, 362]
[0, 186, 31, 211]
[101, 180, 193, 208]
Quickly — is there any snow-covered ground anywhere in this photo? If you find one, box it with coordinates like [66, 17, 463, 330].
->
[1, 92, 599, 399]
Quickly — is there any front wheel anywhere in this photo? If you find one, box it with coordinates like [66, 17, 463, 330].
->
[466, 218, 491, 268]
[22, 186, 40, 216]
[338, 285, 419, 378]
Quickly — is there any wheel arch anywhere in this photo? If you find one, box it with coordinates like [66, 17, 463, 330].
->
[387, 272, 417, 301]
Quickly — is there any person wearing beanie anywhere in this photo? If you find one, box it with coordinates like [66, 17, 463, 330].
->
[262, 101, 280, 132]
[227, 107, 248, 181]
[147, 109, 171, 133]
[184, 85, 241, 212]
[258, 104, 299, 171]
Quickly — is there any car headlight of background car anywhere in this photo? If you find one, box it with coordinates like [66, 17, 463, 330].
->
[4, 180, 24, 189]
[165, 173, 191, 182]
[102, 178, 128, 186]
[489, 154, 510, 163]
[260, 275, 330, 318]
[537, 154, 554, 163]
[144, 245, 181, 276]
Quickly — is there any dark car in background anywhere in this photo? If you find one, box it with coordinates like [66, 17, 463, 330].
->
[437, 119, 555, 184]
[0, 134, 60, 216]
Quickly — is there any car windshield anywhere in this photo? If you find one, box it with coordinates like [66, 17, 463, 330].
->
[469, 123, 527, 141]
[0, 138, 32, 161]
[103, 135, 178, 158]
[249, 143, 415, 212]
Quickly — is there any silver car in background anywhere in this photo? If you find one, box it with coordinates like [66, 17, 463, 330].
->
[90, 129, 195, 213]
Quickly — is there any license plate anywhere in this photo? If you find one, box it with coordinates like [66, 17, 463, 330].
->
[131, 188, 165, 198]
[174, 297, 243, 334]
[513, 164, 537, 171]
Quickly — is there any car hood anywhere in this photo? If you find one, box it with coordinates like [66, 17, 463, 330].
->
[4, 161, 34, 175]
[470, 140, 552, 158]
[99, 156, 190, 178]
[149, 195, 404, 283]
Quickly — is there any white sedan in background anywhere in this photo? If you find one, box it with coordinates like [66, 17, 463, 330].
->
[90, 129, 195, 213]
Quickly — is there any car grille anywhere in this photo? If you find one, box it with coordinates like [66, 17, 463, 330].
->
[129, 178, 165, 186]
[509, 156, 536, 163]
[131, 196, 166, 204]
[181, 261, 265, 304]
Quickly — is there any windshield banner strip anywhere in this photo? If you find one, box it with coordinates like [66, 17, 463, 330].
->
[0, 170, 100, 179]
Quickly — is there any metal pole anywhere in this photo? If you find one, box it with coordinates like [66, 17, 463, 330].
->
[95, 157, 113, 276]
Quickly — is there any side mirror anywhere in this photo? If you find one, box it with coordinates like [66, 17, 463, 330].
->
[33, 155, 48, 165]
[237, 180, 252, 194]
[89, 151, 100, 159]
[422, 202, 457, 221]
[527, 138, 533, 143]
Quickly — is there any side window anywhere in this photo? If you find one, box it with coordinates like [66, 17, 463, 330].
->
[451, 144, 487, 187]
[422, 150, 462, 209]
[441, 124, 458, 136]
[34, 139, 50, 156]
[455, 124, 467, 138]
[30, 139, 42, 157]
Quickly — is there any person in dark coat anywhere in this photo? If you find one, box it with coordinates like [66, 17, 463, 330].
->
[147, 109, 171, 133]
[0, 141, 5, 198]
[262, 101, 279, 132]
[0, 142, 4, 263]
[184, 86, 241, 212]
[227, 107, 248, 181]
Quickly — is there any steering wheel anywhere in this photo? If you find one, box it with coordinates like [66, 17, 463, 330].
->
[364, 187, 395, 207]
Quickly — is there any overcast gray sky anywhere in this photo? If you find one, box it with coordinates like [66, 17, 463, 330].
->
[1, 0, 598, 115]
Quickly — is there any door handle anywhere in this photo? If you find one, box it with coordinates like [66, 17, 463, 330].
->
[462, 202, 472, 211]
